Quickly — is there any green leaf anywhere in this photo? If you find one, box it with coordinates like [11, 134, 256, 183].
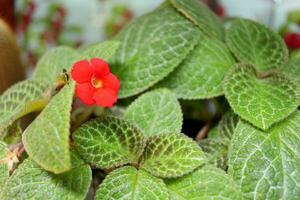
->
[158, 36, 235, 99]
[170, 0, 224, 40]
[124, 89, 183, 137]
[0, 140, 9, 188]
[199, 111, 239, 169]
[73, 116, 145, 169]
[166, 165, 244, 200]
[33, 46, 80, 83]
[226, 19, 288, 72]
[228, 111, 300, 200]
[23, 83, 75, 174]
[0, 153, 92, 200]
[0, 79, 51, 138]
[82, 41, 120, 60]
[141, 133, 206, 178]
[282, 57, 300, 80]
[95, 166, 169, 200]
[111, 3, 200, 98]
[224, 63, 300, 130]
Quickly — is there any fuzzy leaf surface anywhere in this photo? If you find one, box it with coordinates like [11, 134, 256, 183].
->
[141, 133, 206, 178]
[0, 140, 9, 188]
[124, 89, 183, 137]
[23, 83, 75, 174]
[111, 4, 200, 98]
[224, 63, 300, 130]
[158, 36, 235, 99]
[33, 46, 80, 83]
[95, 166, 169, 200]
[226, 19, 288, 71]
[0, 79, 51, 137]
[0, 153, 92, 200]
[166, 165, 244, 200]
[73, 116, 145, 169]
[170, 0, 224, 40]
[282, 57, 300, 80]
[83, 41, 120, 60]
[228, 111, 300, 200]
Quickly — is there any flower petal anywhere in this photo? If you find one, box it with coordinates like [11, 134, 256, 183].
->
[102, 74, 120, 91]
[71, 60, 94, 83]
[91, 58, 110, 78]
[75, 83, 96, 105]
[93, 88, 118, 108]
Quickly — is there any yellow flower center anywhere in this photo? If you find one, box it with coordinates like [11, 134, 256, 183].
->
[91, 76, 103, 88]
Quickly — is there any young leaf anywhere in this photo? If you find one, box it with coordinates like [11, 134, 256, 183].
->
[0, 79, 51, 137]
[23, 83, 75, 174]
[226, 18, 288, 72]
[124, 89, 183, 137]
[33, 46, 80, 83]
[82, 41, 120, 60]
[73, 116, 145, 169]
[95, 166, 169, 200]
[170, 0, 224, 40]
[0, 153, 92, 200]
[224, 63, 300, 130]
[141, 133, 206, 178]
[0, 140, 9, 188]
[199, 111, 239, 169]
[158, 36, 235, 99]
[282, 57, 300, 80]
[166, 165, 244, 200]
[228, 111, 300, 200]
[111, 3, 200, 98]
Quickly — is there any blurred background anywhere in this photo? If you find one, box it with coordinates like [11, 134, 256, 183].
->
[1, 0, 300, 84]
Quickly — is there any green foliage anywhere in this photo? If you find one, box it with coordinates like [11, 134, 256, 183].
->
[224, 63, 300, 130]
[0, 152, 92, 200]
[228, 111, 300, 200]
[166, 165, 244, 200]
[124, 89, 183, 137]
[158, 36, 235, 99]
[226, 18, 288, 72]
[23, 83, 75, 174]
[141, 133, 206, 178]
[73, 116, 145, 169]
[82, 41, 120, 60]
[0, 140, 9, 188]
[95, 166, 169, 200]
[111, 3, 200, 98]
[33, 47, 80, 84]
[170, 0, 224, 40]
[0, 79, 51, 138]
[282, 57, 300, 80]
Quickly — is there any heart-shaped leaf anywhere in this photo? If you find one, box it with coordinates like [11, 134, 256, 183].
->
[82, 41, 120, 60]
[95, 166, 169, 200]
[224, 63, 300, 130]
[0, 140, 9, 188]
[226, 19, 288, 72]
[0, 79, 51, 137]
[0, 152, 92, 200]
[33, 46, 80, 83]
[158, 36, 235, 99]
[141, 133, 206, 178]
[73, 116, 145, 169]
[111, 3, 200, 98]
[228, 111, 300, 200]
[124, 89, 183, 137]
[170, 0, 224, 40]
[165, 165, 243, 200]
[23, 82, 75, 174]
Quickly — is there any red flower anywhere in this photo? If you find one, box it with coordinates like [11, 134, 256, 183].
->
[284, 33, 300, 50]
[71, 58, 120, 107]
